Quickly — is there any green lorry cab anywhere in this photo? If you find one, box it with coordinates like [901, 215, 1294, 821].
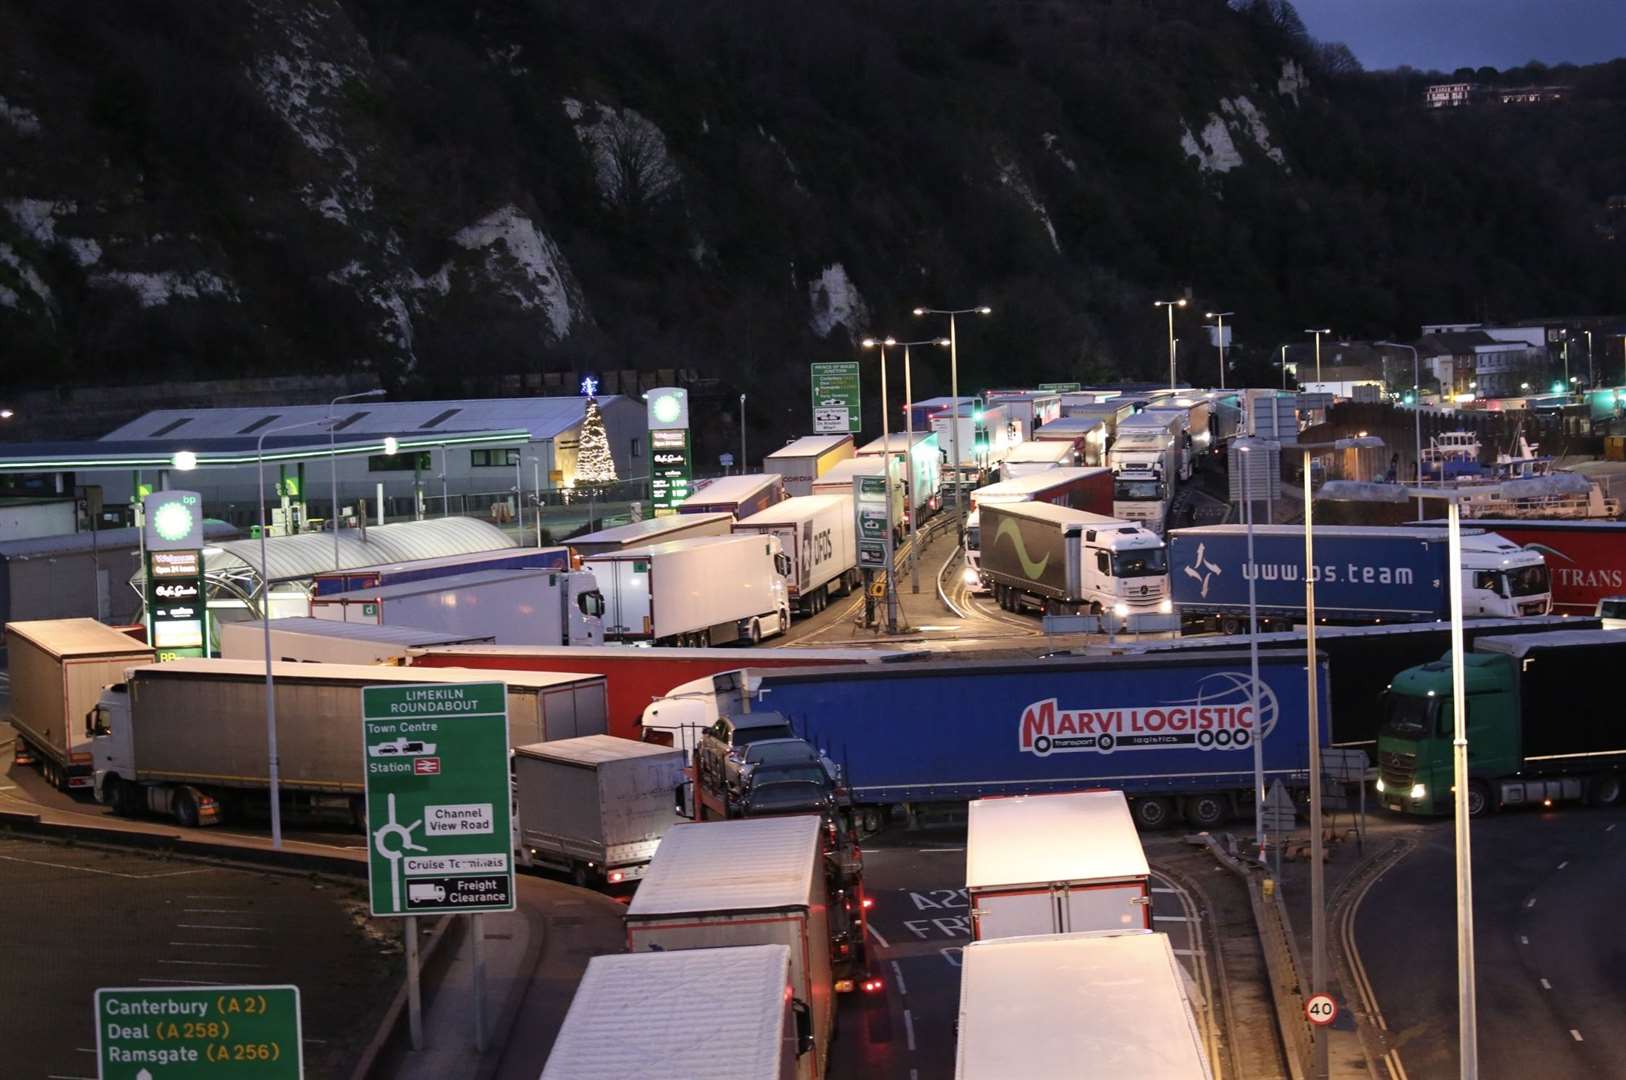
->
[1376, 630, 1626, 818]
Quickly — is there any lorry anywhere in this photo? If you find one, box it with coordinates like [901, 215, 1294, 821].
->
[625, 816, 837, 1080]
[566, 511, 733, 557]
[977, 502, 1172, 624]
[984, 390, 1062, 441]
[998, 438, 1078, 478]
[513, 735, 688, 886]
[955, 931, 1212, 1080]
[218, 617, 493, 665]
[1412, 518, 1626, 614]
[308, 567, 605, 645]
[1376, 629, 1626, 817]
[855, 431, 941, 524]
[733, 494, 860, 614]
[583, 534, 792, 647]
[1031, 415, 1110, 467]
[1108, 410, 1186, 534]
[964, 469, 1116, 592]
[310, 546, 571, 596]
[764, 435, 856, 499]
[6, 619, 155, 791]
[965, 790, 1151, 940]
[541, 945, 814, 1080]
[673, 650, 1330, 831]
[90, 660, 609, 826]
[680, 473, 786, 519]
[1168, 525, 1552, 629]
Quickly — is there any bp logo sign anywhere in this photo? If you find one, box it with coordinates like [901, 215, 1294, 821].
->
[646, 386, 690, 430]
[152, 500, 196, 544]
[143, 490, 204, 552]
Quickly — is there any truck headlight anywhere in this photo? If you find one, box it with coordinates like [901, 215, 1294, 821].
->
[1374, 778, 1386, 793]
[1409, 783, 1426, 800]
[1158, 598, 1173, 614]
[962, 567, 979, 585]
[1113, 603, 1130, 618]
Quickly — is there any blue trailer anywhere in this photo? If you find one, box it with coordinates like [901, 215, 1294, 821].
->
[711, 651, 1329, 830]
[311, 546, 572, 596]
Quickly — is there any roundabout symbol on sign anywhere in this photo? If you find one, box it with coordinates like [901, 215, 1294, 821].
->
[1305, 992, 1338, 1027]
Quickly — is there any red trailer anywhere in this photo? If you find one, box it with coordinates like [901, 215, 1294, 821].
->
[407, 644, 898, 739]
[967, 466, 1113, 517]
[1450, 519, 1626, 614]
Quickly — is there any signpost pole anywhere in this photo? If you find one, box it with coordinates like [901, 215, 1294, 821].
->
[472, 913, 487, 1051]
[406, 915, 424, 1050]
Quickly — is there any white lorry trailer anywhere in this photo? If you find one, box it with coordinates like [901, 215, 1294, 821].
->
[218, 617, 493, 665]
[1108, 410, 1186, 534]
[6, 619, 155, 791]
[999, 438, 1077, 478]
[308, 567, 604, 646]
[513, 734, 688, 887]
[955, 930, 1212, 1079]
[764, 435, 856, 498]
[90, 660, 609, 826]
[680, 473, 786, 519]
[977, 502, 1172, 625]
[583, 534, 792, 646]
[966, 790, 1152, 939]
[541, 945, 813, 1080]
[567, 512, 733, 557]
[625, 816, 834, 1080]
[733, 494, 859, 614]
[856, 432, 942, 523]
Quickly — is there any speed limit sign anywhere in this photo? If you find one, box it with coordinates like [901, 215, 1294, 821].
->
[1305, 993, 1338, 1026]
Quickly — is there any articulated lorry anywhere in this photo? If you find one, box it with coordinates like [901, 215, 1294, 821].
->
[1108, 410, 1185, 534]
[310, 546, 570, 596]
[1377, 629, 1626, 817]
[1414, 517, 1626, 614]
[977, 502, 1172, 625]
[734, 494, 860, 615]
[219, 617, 492, 665]
[566, 512, 733, 557]
[666, 651, 1330, 831]
[584, 534, 792, 646]
[1169, 525, 1552, 630]
[763, 436, 856, 498]
[680, 473, 786, 519]
[964, 468, 1114, 591]
[90, 660, 608, 826]
[310, 567, 605, 645]
[1029, 416, 1110, 468]
[6, 619, 155, 791]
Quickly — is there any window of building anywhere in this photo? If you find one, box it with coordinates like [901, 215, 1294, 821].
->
[369, 452, 432, 472]
[631, 437, 642, 458]
[471, 448, 520, 468]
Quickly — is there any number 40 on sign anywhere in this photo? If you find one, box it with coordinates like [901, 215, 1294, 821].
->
[1305, 992, 1338, 1026]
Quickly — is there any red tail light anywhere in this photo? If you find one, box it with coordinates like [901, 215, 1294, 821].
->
[838, 942, 850, 955]
[862, 978, 884, 994]
[608, 870, 625, 884]
[861, 897, 875, 910]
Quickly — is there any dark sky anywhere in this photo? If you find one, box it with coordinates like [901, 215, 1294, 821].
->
[1291, 0, 1626, 72]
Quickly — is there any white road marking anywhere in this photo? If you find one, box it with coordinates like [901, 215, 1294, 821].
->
[1608, 824, 1617, 833]
[1557, 860, 1569, 870]
[903, 1008, 917, 1052]
[158, 959, 264, 968]
[168, 941, 262, 949]
[866, 923, 891, 949]
[920, 847, 964, 853]
[46, 1074, 95, 1079]
[1571, 1030, 1584, 1042]
[1153, 915, 1190, 923]
[75, 1048, 96, 1054]
[0, 853, 211, 880]
[139, 977, 226, 985]
[910, 1071, 919, 1080]
[183, 908, 253, 914]
[1525, 897, 1538, 909]
[0, 785, 15, 791]
[891, 960, 908, 995]
[1540, 978, 1552, 990]
[1520, 935, 1530, 945]
[176, 924, 267, 932]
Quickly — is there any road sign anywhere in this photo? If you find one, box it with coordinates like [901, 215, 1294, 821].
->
[1305, 992, 1338, 1026]
[811, 362, 861, 434]
[1260, 779, 1297, 835]
[362, 682, 514, 917]
[1037, 382, 1081, 393]
[854, 474, 889, 568]
[94, 984, 302, 1077]
[650, 429, 693, 514]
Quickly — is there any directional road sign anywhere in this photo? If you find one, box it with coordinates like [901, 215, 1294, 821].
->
[363, 682, 515, 917]
[811, 362, 861, 434]
[94, 984, 302, 1078]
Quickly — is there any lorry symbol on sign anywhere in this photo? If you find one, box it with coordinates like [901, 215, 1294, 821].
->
[369, 738, 438, 758]
[409, 882, 447, 903]
[1183, 542, 1222, 598]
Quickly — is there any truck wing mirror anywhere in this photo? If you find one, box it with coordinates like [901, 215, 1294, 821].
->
[792, 998, 814, 1056]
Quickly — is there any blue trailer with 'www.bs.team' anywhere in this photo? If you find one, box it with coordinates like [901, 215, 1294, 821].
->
[716, 651, 1328, 831]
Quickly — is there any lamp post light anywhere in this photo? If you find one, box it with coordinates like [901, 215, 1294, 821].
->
[1304, 328, 1331, 385]
[0, 408, 13, 420]
[861, 336, 901, 634]
[1377, 342, 1424, 519]
[330, 389, 388, 570]
[1584, 330, 1594, 387]
[1279, 345, 1290, 390]
[896, 338, 952, 593]
[1155, 299, 1188, 389]
[913, 305, 992, 530]
[1204, 311, 1233, 390]
[739, 394, 748, 474]
[258, 416, 342, 850]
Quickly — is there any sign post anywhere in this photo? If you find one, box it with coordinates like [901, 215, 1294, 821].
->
[811, 362, 862, 434]
[363, 681, 514, 1052]
[647, 386, 693, 515]
[94, 984, 302, 1077]
[1305, 993, 1339, 1027]
[142, 489, 209, 659]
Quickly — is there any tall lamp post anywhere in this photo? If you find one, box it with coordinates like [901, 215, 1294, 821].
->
[913, 305, 992, 531]
[861, 336, 901, 634]
[1204, 311, 1233, 390]
[739, 394, 748, 474]
[1279, 345, 1290, 390]
[330, 389, 388, 570]
[1155, 298, 1188, 389]
[897, 338, 952, 593]
[1238, 441, 1264, 853]
[1376, 342, 1424, 519]
[1304, 328, 1331, 385]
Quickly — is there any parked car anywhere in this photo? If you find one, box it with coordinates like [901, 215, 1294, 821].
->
[696, 713, 796, 791]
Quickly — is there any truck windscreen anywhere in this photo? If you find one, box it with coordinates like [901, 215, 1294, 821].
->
[966, 525, 981, 551]
[1384, 693, 1437, 737]
[1502, 564, 1550, 597]
[1113, 549, 1168, 577]
[1114, 480, 1164, 501]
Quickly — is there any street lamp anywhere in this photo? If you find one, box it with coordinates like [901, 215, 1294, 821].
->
[1204, 312, 1233, 390]
[1376, 342, 1424, 518]
[895, 338, 952, 593]
[861, 336, 901, 634]
[0, 408, 13, 420]
[739, 393, 748, 474]
[1279, 345, 1290, 390]
[258, 415, 339, 850]
[1584, 330, 1595, 387]
[1304, 328, 1331, 385]
[913, 305, 992, 531]
[1237, 441, 1265, 854]
[330, 389, 388, 570]
[1155, 299, 1187, 389]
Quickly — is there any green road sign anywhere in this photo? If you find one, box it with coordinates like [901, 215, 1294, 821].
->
[362, 682, 514, 917]
[94, 984, 302, 1078]
[1037, 381, 1082, 393]
[811, 361, 862, 434]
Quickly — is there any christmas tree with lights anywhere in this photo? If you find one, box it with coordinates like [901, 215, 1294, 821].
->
[575, 379, 618, 491]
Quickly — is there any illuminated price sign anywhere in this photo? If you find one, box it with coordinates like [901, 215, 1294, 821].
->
[650, 429, 692, 516]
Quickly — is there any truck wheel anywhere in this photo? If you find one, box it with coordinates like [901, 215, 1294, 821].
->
[1467, 781, 1495, 818]
[748, 619, 762, 646]
[1588, 773, 1623, 807]
[104, 777, 132, 817]
[1183, 794, 1229, 829]
[1221, 616, 1242, 636]
[1131, 797, 1176, 830]
[174, 789, 200, 828]
[571, 863, 596, 889]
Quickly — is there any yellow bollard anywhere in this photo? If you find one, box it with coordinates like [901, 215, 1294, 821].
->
[1262, 878, 1276, 898]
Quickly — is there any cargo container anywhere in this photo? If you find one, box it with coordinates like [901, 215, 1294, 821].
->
[998, 439, 1077, 477]
[541, 946, 812, 1080]
[584, 534, 791, 646]
[966, 790, 1151, 939]
[308, 567, 604, 645]
[676, 651, 1330, 830]
[1058, 399, 1136, 438]
[566, 512, 733, 557]
[984, 391, 1062, 440]
[978, 502, 1171, 624]
[763, 436, 857, 499]
[964, 469, 1115, 591]
[310, 546, 570, 596]
[513, 735, 688, 886]
[1378, 630, 1626, 817]
[855, 432, 941, 522]
[956, 931, 1212, 1080]
[1031, 415, 1112, 467]
[625, 816, 834, 1080]
[1168, 525, 1552, 627]
[1411, 518, 1626, 614]
[734, 494, 860, 613]
[218, 617, 493, 665]
[680, 473, 786, 519]
[6, 619, 155, 790]
[1109, 411, 1186, 534]
[90, 660, 607, 826]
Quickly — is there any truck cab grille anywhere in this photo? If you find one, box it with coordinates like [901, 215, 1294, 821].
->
[1379, 749, 1416, 790]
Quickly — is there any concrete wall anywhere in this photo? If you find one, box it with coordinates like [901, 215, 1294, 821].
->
[0, 500, 77, 543]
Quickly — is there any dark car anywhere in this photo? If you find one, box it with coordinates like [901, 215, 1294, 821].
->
[696, 712, 796, 791]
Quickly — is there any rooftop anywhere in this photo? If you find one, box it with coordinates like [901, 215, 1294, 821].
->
[627, 816, 820, 917]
